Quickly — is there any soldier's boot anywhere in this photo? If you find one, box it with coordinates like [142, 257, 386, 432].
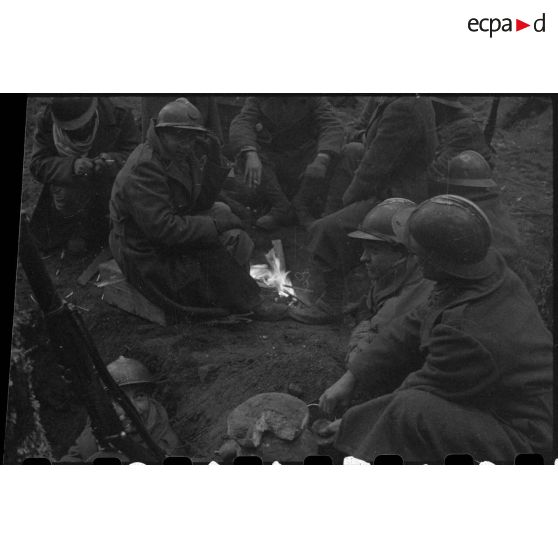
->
[250, 298, 289, 321]
[288, 269, 344, 325]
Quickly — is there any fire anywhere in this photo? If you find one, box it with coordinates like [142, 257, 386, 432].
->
[250, 247, 295, 298]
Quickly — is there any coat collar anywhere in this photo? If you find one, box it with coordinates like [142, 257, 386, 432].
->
[371, 255, 425, 309]
[421, 249, 506, 332]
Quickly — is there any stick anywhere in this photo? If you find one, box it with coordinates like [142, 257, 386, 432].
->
[77, 247, 112, 286]
[271, 239, 286, 271]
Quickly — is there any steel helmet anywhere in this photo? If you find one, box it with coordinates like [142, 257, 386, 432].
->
[392, 194, 493, 279]
[155, 97, 207, 133]
[107, 356, 154, 388]
[444, 150, 497, 189]
[348, 198, 416, 244]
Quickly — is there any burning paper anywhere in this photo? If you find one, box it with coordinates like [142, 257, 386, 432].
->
[250, 244, 295, 298]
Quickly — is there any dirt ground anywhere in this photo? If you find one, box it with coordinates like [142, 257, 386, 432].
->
[8, 95, 554, 463]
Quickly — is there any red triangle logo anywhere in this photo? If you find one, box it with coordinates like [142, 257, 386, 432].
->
[516, 19, 530, 31]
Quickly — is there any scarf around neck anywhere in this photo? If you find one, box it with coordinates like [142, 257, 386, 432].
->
[52, 110, 99, 157]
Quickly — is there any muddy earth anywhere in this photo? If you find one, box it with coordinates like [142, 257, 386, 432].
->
[6, 96, 554, 463]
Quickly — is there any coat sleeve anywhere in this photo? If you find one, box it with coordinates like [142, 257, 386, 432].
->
[125, 160, 220, 248]
[349, 308, 424, 393]
[228, 97, 261, 154]
[346, 318, 376, 368]
[313, 98, 344, 157]
[343, 99, 422, 205]
[29, 107, 77, 186]
[102, 107, 140, 173]
[399, 322, 500, 401]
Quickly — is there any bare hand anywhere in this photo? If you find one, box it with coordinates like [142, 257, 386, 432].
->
[244, 151, 262, 189]
[319, 371, 356, 416]
[74, 157, 94, 177]
[93, 158, 109, 175]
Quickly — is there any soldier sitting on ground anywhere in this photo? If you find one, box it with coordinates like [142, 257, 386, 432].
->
[428, 95, 493, 183]
[429, 150, 536, 294]
[110, 98, 287, 322]
[342, 199, 433, 390]
[30, 96, 139, 254]
[317, 195, 553, 463]
[228, 96, 344, 230]
[288, 95, 437, 324]
[60, 357, 182, 463]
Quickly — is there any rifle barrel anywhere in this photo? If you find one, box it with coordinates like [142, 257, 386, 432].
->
[18, 214, 165, 463]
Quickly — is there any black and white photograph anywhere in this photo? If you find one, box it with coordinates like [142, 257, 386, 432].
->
[5, 94, 554, 464]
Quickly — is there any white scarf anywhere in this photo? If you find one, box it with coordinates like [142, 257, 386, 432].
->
[52, 110, 99, 157]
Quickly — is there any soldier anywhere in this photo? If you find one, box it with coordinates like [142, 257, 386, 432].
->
[110, 98, 287, 322]
[343, 199, 433, 391]
[318, 195, 553, 463]
[429, 150, 535, 293]
[428, 95, 493, 186]
[229, 96, 344, 230]
[289, 96, 437, 324]
[30, 96, 139, 254]
[140, 96, 223, 142]
[60, 357, 182, 463]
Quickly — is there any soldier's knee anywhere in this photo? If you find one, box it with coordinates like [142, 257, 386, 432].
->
[391, 389, 444, 423]
[51, 184, 92, 217]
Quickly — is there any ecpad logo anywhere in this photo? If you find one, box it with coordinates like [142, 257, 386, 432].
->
[468, 13, 546, 37]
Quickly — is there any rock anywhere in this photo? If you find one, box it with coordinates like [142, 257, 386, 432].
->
[227, 392, 309, 449]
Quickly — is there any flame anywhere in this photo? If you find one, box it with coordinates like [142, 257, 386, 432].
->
[250, 248, 295, 298]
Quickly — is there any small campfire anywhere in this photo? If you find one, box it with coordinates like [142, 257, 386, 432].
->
[250, 239, 304, 304]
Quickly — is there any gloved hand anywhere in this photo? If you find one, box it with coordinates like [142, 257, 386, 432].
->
[73, 157, 94, 177]
[213, 213, 243, 234]
[244, 151, 262, 189]
[303, 154, 329, 182]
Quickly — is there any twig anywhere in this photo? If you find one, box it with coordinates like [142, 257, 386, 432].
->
[288, 292, 311, 308]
